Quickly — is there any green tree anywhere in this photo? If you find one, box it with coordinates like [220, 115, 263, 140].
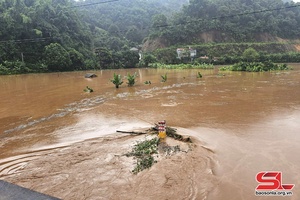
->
[126, 26, 142, 44]
[108, 24, 120, 37]
[44, 43, 71, 71]
[118, 50, 140, 68]
[243, 47, 259, 62]
[68, 48, 84, 70]
[152, 14, 168, 28]
[151, 14, 168, 36]
[142, 54, 157, 67]
[107, 37, 125, 52]
[95, 47, 113, 69]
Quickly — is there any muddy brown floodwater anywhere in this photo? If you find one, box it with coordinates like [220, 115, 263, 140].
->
[0, 65, 300, 200]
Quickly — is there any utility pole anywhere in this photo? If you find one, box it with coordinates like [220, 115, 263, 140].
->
[21, 52, 24, 62]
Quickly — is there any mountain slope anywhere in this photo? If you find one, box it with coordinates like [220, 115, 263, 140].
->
[146, 0, 300, 46]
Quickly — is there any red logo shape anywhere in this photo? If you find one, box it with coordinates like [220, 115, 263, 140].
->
[256, 171, 295, 191]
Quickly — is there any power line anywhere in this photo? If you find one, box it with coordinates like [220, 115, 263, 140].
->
[102, 3, 300, 34]
[1, 2, 300, 43]
[152, 3, 300, 29]
[0, 37, 57, 44]
[215, 4, 300, 20]
[70, 0, 119, 8]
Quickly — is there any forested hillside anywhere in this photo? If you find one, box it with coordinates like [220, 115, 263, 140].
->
[0, 0, 187, 73]
[77, 0, 188, 46]
[0, 0, 94, 73]
[144, 0, 300, 64]
[0, 0, 300, 74]
[148, 0, 300, 45]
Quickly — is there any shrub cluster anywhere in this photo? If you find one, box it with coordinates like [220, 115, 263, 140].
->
[220, 61, 290, 72]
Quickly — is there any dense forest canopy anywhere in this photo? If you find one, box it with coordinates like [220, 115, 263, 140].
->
[0, 0, 187, 73]
[150, 0, 300, 45]
[0, 0, 300, 74]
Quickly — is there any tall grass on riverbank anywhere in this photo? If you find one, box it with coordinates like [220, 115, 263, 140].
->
[220, 61, 290, 72]
[149, 62, 214, 69]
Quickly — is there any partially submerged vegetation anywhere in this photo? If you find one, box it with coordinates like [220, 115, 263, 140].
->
[110, 73, 123, 88]
[161, 73, 167, 82]
[220, 61, 290, 72]
[150, 63, 214, 69]
[197, 72, 203, 78]
[125, 137, 159, 174]
[107, 60, 290, 89]
[126, 72, 137, 87]
[124, 125, 192, 174]
[83, 86, 94, 93]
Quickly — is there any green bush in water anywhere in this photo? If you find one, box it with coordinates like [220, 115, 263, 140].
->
[110, 73, 123, 88]
[197, 72, 203, 78]
[161, 73, 167, 82]
[84, 86, 93, 93]
[126, 72, 137, 87]
[149, 63, 214, 69]
[220, 61, 290, 72]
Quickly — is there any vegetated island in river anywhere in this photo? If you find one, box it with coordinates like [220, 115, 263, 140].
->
[219, 61, 291, 72]
[148, 61, 291, 72]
